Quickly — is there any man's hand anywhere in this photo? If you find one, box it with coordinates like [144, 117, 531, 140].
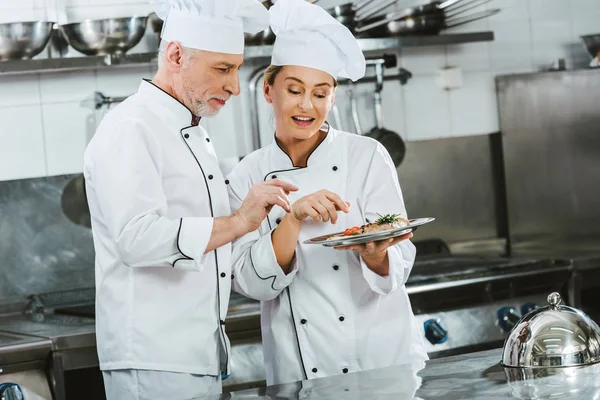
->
[234, 179, 299, 233]
[290, 189, 350, 226]
[334, 232, 413, 276]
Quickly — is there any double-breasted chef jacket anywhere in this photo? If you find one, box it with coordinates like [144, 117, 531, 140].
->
[227, 126, 429, 385]
[84, 79, 232, 376]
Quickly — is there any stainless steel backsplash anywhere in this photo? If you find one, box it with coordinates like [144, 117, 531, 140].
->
[496, 69, 600, 243]
[398, 133, 506, 243]
[0, 175, 94, 304]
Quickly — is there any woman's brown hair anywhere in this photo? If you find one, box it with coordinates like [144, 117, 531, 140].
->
[264, 65, 339, 87]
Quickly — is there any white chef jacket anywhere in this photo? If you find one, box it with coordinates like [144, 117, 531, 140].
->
[227, 126, 428, 385]
[84, 80, 232, 376]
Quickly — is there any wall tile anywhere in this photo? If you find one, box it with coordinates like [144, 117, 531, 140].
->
[487, 0, 530, 22]
[96, 66, 149, 97]
[0, 105, 46, 180]
[446, 42, 491, 72]
[531, 20, 574, 69]
[488, 19, 534, 73]
[0, 0, 36, 9]
[39, 71, 96, 103]
[403, 75, 452, 141]
[402, 46, 447, 76]
[0, 7, 46, 23]
[65, 3, 152, 22]
[529, 0, 571, 21]
[449, 71, 499, 137]
[0, 75, 41, 107]
[42, 102, 94, 175]
[381, 79, 407, 140]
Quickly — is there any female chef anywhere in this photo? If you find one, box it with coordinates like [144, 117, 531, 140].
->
[227, 0, 428, 386]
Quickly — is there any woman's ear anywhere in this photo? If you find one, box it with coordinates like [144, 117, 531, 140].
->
[264, 81, 273, 104]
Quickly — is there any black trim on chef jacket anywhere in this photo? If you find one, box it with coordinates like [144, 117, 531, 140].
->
[272, 123, 331, 169]
[143, 79, 200, 125]
[173, 219, 193, 265]
[247, 246, 283, 292]
[287, 287, 309, 380]
[257, 123, 332, 382]
[174, 112, 228, 376]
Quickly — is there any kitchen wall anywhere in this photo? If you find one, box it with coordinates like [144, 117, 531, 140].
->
[0, 0, 598, 182]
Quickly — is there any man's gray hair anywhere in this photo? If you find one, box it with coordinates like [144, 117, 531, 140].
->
[157, 40, 200, 69]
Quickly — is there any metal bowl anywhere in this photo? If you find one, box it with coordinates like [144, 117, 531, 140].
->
[245, 26, 275, 46]
[60, 16, 148, 56]
[0, 21, 53, 61]
[501, 292, 600, 369]
[581, 34, 600, 59]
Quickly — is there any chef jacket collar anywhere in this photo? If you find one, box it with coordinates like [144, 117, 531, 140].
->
[139, 79, 201, 128]
[271, 122, 334, 169]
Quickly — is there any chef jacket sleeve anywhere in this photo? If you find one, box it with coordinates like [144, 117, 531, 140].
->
[359, 142, 417, 295]
[227, 173, 298, 301]
[83, 120, 212, 271]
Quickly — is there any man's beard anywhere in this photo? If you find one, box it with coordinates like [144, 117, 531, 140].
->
[192, 99, 219, 117]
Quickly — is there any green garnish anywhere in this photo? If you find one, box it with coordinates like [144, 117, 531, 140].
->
[376, 213, 402, 224]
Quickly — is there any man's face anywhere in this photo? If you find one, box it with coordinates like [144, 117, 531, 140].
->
[174, 47, 244, 117]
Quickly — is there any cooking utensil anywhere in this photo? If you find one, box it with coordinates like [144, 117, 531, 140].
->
[0, 21, 54, 61]
[304, 217, 435, 247]
[349, 84, 363, 135]
[365, 61, 406, 167]
[581, 34, 600, 60]
[501, 292, 600, 368]
[328, 0, 400, 32]
[331, 103, 344, 131]
[149, 11, 163, 41]
[244, 0, 276, 46]
[443, 0, 493, 18]
[59, 16, 148, 56]
[386, 0, 463, 20]
[357, 8, 500, 37]
[48, 24, 69, 57]
[61, 174, 91, 228]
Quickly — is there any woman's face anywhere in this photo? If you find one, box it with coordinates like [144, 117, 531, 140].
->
[264, 65, 336, 141]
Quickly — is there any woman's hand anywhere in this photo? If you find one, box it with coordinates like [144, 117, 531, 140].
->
[289, 189, 350, 225]
[334, 232, 413, 276]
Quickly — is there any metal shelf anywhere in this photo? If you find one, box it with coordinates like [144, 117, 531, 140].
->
[0, 32, 494, 76]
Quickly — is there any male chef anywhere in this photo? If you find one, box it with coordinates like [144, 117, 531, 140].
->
[83, 0, 297, 398]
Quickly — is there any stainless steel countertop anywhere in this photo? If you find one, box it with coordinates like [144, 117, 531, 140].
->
[510, 238, 600, 270]
[0, 314, 96, 351]
[0, 330, 52, 366]
[213, 348, 600, 399]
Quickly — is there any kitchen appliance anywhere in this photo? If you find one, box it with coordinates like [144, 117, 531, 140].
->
[407, 244, 572, 359]
[501, 292, 600, 368]
[0, 21, 53, 61]
[59, 16, 148, 56]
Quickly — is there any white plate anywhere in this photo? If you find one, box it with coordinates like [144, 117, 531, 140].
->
[304, 217, 435, 247]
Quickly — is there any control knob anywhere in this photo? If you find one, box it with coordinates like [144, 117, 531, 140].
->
[424, 318, 448, 345]
[497, 307, 521, 332]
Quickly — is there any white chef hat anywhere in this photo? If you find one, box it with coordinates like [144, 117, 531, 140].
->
[269, 0, 366, 81]
[150, 0, 270, 54]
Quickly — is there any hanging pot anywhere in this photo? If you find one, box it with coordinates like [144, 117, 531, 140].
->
[328, 0, 400, 33]
[349, 69, 406, 167]
[365, 63, 406, 167]
[356, 7, 499, 37]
